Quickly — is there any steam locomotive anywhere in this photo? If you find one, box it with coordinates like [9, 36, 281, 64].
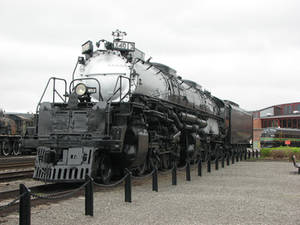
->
[33, 30, 252, 183]
[0, 110, 37, 156]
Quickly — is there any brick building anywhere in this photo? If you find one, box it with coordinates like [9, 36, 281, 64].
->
[252, 102, 300, 149]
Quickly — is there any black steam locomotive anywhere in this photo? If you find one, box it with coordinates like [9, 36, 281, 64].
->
[0, 110, 37, 156]
[33, 30, 252, 183]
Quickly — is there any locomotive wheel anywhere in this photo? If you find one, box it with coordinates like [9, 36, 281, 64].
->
[2, 141, 12, 156]
[162, 154, 172, 169]
[98, 155, 112, 184]
[135, 160, 147, 176]
[12, 142, 21, 156]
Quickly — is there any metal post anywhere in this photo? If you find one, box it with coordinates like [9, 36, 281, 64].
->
[125, 170, 132, 203]
[240, 150, 243, 161]
[215, 157, 219, 170]
[198, 159, 202, 176]
[152, 167, 158, 192]
[85, 175, 93, 216]
[227, 154, 230, 166]
[207, 154, 211, 173]
[236, 151, 239, 162]
[256, 150, 258, 158]
[186, 161, 191, 181]
[232, 152, 235, 164]
[222, 155, 225, 168]
[252, 150, 255, 158]
[19, 184, 30, 225]
[248, 151, 251, 159]
[244, 150, 247, 160]
[172, 162, 177, 185]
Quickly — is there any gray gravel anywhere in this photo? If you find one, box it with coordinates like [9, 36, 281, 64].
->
[2, 161, 300, 225]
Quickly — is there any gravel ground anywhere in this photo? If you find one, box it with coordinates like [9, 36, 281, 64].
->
[2, 160, 300, 225]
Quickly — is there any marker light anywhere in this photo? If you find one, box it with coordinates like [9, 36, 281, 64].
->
[82, 40, 93, 55]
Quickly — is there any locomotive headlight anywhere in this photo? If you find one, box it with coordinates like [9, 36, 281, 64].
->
[75, 83, 87, 96]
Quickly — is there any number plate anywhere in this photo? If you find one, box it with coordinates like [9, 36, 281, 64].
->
[113, 41, 135, 51]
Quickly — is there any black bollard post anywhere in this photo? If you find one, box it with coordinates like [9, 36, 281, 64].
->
[232, 152, 235, 164]
[152, 167, 158, 192]
[244, 150, 247, 160]
[222, 155, 225, 168]
[85, 175, 94, 216]
[236, 151, 239, 162]
[19, 184, 30, 225]
[125, 170, 132, 202]
[198, 159, 202, 176]
[248, 150, 251, 159]
[252, 150, 255, 158]
[207, 154, 211, 173]
[186, 161, 191, 181]
[172, 162, 177, 185]
[240, 150, 243, 161]
[256, 150, 258, 158]
[227, 154, 230, 166]
[215, 157, 219, 170]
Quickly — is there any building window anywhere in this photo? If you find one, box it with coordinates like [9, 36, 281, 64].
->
[288, 105, 292, 114]
[280, 120, 283, 128]
[297, 104, 300, 112]
[298, 119, 300, 129]
[263, 120, 267, 128]
[288, 119, 292, 128]
[283, 120, 287, 128]
[284, 106, 288, 115]
[293, 119, 297, 128]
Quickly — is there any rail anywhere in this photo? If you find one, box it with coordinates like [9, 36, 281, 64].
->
[106, 75, 131, 103]
[35, 77, 67, 133]
[69, 77, 103, 101]
[0, 156, 35, 170]
[36, 77, 67, 113]
[105, 75, 131, 135]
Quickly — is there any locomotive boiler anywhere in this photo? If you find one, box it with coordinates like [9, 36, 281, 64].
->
[33, 30, 252, 183]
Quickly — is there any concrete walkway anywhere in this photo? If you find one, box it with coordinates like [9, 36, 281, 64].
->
[2, 161, 300, 225]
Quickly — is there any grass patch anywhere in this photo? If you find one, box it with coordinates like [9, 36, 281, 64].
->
[260, 146, 300, 161]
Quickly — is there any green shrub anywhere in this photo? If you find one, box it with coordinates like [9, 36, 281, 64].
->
[270, 150, 285, 159]
[260, 148, 272, 157]
[260, 146, 300, 160]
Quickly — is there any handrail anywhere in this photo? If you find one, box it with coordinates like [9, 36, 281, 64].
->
[35, 77, 67, 134]
[105, 75, 131, 135]
[106, 75, 131, 103]
[36, 77, 67, 113]
[69, 78, 103, 101]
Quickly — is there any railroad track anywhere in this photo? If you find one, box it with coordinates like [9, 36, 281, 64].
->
[0, 156, 35, 170]
[0, 170, 34, 182]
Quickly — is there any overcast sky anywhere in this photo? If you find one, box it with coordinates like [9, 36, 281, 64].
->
[0, 0, 299, 113]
